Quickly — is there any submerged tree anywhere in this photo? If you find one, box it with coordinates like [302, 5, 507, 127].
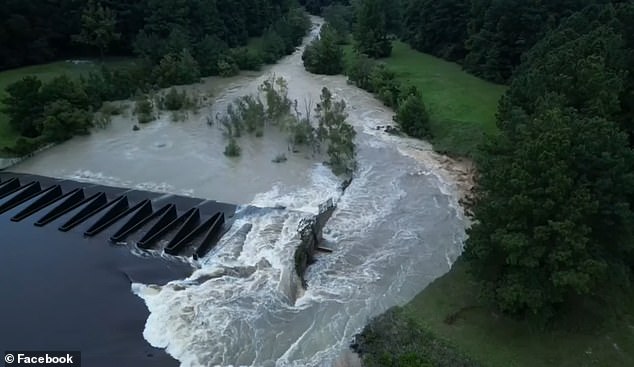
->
[259, 76, 292, 123]
[316, 87, 356, 175]
[215, 78, 356, 175]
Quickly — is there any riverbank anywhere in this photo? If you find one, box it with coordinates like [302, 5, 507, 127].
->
[343, 41, 506, 158]
[0, 58, 135, 157]
[355, 258, 634, 367]
[0, 27, 300, 158]
[347, 43, 634, 367]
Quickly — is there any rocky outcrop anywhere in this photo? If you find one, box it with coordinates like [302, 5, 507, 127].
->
[375, 125, 401, 135]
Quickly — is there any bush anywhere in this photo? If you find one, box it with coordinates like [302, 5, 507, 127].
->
[217, 55, 240, 77]
[152, 49, 201, 88]
[315, 87, 356, 176]
[354, 308, 481, 367]
[394, 87, 431, 138]
[159, 88, 197, 111]
[134, 95, 155, 124]
[229, 48, 263, 71]
[347, 54, 406, 109]
[224, 138, 241, 157]
[40, 100, 92, 142]
[40, 75, 91, 111]
[288, 117, 314, 147]
[370, 65, 401, 107]
[196, 35, 229, 76]
[82, 63, 152, 105]
[259, 76, 292, 122]
[2, 75, 93, 139]
[219, 95, 266, 135]
[347, 54, 377, 90]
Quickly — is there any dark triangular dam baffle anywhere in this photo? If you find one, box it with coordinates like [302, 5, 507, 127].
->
[194, 213, 225, 259]
[0, 181, 43, 215]
[166, 212, 221, 256]
[110, 202, 166, 243]
[164, 208, 203, 255]
[136, 205, 183, 249]
[11, 185, 65, 222]
[0, 177, 22, 199]
[58, 193, 113, 232]
[34, 189, 90, 227]
[84, 196, 141, 237]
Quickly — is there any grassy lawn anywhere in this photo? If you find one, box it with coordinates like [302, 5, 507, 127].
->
[344, 42, 507, 157]
[0, 58, 133, 156]
[401, 259, 634, 367]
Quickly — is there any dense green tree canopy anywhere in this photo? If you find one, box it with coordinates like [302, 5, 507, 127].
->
[73, 0, 121, 60]
[0, 0, 302, 70]
[466, 103, 634, 319]
[353, 0, 392, 58]
[465, 2, 634, 320]
[402, 0, 468, 61]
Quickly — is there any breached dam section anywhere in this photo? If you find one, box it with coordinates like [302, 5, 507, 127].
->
[0, 172, 335, 366]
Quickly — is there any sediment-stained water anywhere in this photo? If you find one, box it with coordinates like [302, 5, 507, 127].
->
[10, 17, 467, 367]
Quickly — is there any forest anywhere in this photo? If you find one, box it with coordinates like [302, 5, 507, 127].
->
[0, 0, 307, 70]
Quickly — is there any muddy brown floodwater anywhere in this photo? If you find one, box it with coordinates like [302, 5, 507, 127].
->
[9, 17, 468, 367]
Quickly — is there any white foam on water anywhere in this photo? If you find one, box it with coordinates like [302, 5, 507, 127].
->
[134, 204, 317, 367]
[250, 164, 342, 214]
[134, 123, 466, 367]
[133, 16, 468, 367]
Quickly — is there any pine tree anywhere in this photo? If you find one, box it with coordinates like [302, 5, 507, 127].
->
[73, 0, 121, 61]
[353, 0, 391, 58]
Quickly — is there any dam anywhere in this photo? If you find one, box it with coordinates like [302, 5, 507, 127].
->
[0, 172, 235, 366]
[0, 18, 467, 366]
[0, 171, 332, 366]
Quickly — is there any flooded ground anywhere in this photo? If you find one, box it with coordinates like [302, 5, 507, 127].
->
[9, 17, 468, 367]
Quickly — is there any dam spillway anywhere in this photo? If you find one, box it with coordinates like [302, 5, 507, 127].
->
[0, 171, 237, 366]
[0, 172, 237, 257]
[0, 171, 335, 366]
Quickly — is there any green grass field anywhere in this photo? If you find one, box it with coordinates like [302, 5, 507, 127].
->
[401, 259, 634, 367]
[344, 42, 506, 157]
[0, 58, 133, 156]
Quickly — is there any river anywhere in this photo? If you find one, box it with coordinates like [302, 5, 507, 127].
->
[9, 17, 467, 367]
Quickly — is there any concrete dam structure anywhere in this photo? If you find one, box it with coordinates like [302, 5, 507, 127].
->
[0, 171, 332, 366]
